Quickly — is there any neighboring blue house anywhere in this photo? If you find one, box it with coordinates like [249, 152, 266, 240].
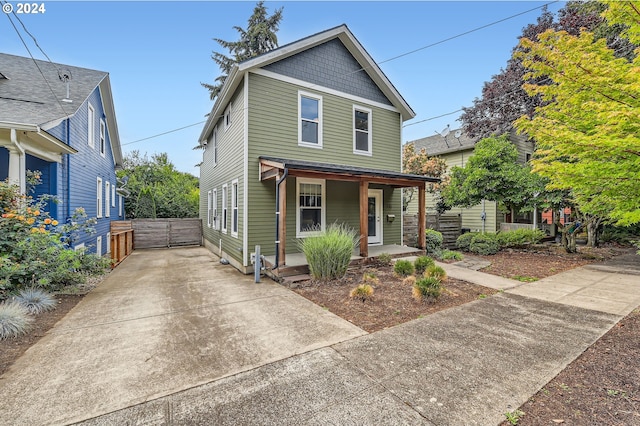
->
[0, 53, 124, 255]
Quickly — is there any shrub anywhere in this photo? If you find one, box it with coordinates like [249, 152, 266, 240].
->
[393, 259, 415, 277]
[413, 276, 442, 301]
[497, 228, 545, 248]
[376, 252, 392, 266]
[14, 288, 57, 315]
[456, 232, 478, 252]
[0, 302, 33, 339]
[402, 275, 416, 286]
[425, 265, 447, 281]
[362, 271, 380, 286]
[349, 284, 374, 302]
[414, 255, 435, 274]
[469, 233, 500, 255]
[298, 223, 358, 280]
[425, 229, 443, 256]
[439, 249, 463, 261]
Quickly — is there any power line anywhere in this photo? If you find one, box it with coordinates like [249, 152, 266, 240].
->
[121, 121, 207, 146]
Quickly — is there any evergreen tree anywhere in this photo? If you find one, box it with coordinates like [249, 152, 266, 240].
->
[202, 1, 284, 100]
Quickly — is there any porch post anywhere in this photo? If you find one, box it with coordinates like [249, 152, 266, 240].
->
[418, 183, 426, 250]
[278, 175, 287, 267]
[7, 129, 26, 194]
[359, 180, 369, 257]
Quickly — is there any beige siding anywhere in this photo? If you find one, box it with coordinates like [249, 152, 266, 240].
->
[200, 82, 245, 265]
[510, 129, 535, 164]
[246, 72, 404, 256]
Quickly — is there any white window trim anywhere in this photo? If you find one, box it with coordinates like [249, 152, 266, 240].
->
[112, 183, 116, 207]
[213, 126, 218, 166]
[88, 103, 95, 148]
[106, 232, 111, 254]
[231, 179, 239, 238]
[74, 243, 85, 252]
[222, 184, 228, 234]
[298, 91, 323, 149]
[105, 181, 111, 217]
[99, 119, 106, 157]
[212, 188, 218, 230]
[207, 190, 212, 227]
[96, 235, 102, 257]
[353, 105, 372, 156]
[296, 178, 326, 238]
[119, 195, 123, 217]
[224, 103, 232, 131]
[96, 177, 103, 218]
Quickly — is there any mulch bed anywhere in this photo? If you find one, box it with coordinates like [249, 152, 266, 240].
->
[291, 263, 496, 333]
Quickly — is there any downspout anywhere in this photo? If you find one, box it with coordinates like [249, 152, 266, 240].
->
[274, 168, 288, 269]
[9, 129, 26, 194]
[66, 119, 71, 220]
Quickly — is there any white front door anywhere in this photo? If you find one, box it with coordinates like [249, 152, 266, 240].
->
[367, 189, 383, 245]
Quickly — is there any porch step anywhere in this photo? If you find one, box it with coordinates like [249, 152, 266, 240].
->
[281, 274, 312, 286]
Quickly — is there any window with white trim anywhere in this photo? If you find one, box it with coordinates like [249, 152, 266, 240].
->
[213, 126, 218, 166]
[231, 179, 238, 237]
[353, 106, 372, 155]
[222, 184, 228, 234]
[96, 177, 103, 218]
[88, 104, 95, 148]
[224, 104, 232, 131]
[212, 188, 218, 230]
[299, 92, 322, 147]
[99, 119, 106, 157]
[96, 236, 102, 257]
[296, 178, 325, 237]
[112, 184, 116, 207]
[105, 181, 111, 217]
[207, 190, 212, 227]
[119, 195, 123, 217]
[106, 232, 111, 254]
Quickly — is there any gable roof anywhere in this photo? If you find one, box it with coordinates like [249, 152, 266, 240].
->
[0, 53, 122, 166]
[199, 24, 415, 144]
[408, 129, 478, 156]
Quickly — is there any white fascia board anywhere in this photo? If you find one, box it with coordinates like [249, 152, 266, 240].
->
[99, 76, 124, 168]
[199, 66, 240, 144]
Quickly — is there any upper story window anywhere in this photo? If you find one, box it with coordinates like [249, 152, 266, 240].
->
[99, 119, 106, 157]
[88, 104, 95, 148]
[296, 178, 325, 237]
[354, 106, 372, 155]
[212, 126, 218, 166]
[105, 181, 111, 217]
[224, 103, 232, 131]
[299, 92, 322, 148]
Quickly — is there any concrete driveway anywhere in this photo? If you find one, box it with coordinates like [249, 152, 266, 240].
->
[0, 247, 366, 425]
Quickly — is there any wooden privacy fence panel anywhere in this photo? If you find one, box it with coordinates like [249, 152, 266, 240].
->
[110, 221, 134, 268]
[403, 214, 461, 249]
[132, 218, 203, 249]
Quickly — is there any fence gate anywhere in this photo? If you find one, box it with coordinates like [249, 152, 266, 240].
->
[132, 218, 202, 249]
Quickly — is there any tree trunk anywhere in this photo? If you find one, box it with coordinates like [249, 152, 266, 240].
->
[556, 220, 578, 253]
[586, 217, 603, 248]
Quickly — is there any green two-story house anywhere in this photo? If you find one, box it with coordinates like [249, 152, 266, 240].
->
[198, 25, 437, 275]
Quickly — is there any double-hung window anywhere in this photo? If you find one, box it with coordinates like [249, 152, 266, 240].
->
[231, 179, 238, 237]
[99, 119, 106, 157]
[207, 190, 213, 227]
[222, 184, 228, 234]
[105, 182, 111, 217]
[224, 104, 232, 131]
[88, 104, 95, 148]
[353, 106, 372, 155]
[96, 177, 103, 218]
[299, 92, 322, 148]
[212, 189, 218, 230]
[296, 178, 325, 237]
[212, 126, 218, 166]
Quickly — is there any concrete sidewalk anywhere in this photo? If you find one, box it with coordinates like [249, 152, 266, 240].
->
[2, 248, 639, 425]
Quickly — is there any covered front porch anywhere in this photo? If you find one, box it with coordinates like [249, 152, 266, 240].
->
[259, 156, 438, 278]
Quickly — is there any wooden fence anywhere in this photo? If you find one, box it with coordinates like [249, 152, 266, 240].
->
[130, 218, 203, 249]
[403, 214, 462, 249]
[110, 221, 134, 268]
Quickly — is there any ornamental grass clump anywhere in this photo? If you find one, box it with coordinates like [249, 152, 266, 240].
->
[14, 288, 57, 315]
[412, 276, 443, 302]
[298, 223, 359, 281]
[393, 259, 415, 277]
[414, 255, 435, 275]
[362, 271, 380, 286]
[425, 265, 447, 281]
[349, 284, 374, 302]
[0, 301, 33, 339]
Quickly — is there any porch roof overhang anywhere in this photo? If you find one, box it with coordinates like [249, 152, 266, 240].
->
[259, 156, 440, 187]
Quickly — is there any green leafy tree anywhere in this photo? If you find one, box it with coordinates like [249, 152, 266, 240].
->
[441, 136, 547, 221]
[118, 151, 199, 219]
[202, 1, 284, 100]
[515, 1, 640, 228]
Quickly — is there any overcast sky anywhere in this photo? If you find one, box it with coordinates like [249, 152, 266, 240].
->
[2, 1, 565, 175]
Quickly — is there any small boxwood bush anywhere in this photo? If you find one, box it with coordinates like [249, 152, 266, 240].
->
[425, 229, 443, 256]
[413, 276, 442, 301]
[456, 232, 478, 252]
[393, 259, 415, 277]
[469, 233, 500, 255]
[414, 255, 435, 274]
[439, 249, 463, 261]
[497, 228, 545, 248]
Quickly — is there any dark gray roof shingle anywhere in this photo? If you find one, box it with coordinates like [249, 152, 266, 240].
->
[408, 129, 478, 156]
[0, 53, 107, 128]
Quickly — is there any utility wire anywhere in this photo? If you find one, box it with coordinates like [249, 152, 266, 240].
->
[121, 121, 207, 146]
